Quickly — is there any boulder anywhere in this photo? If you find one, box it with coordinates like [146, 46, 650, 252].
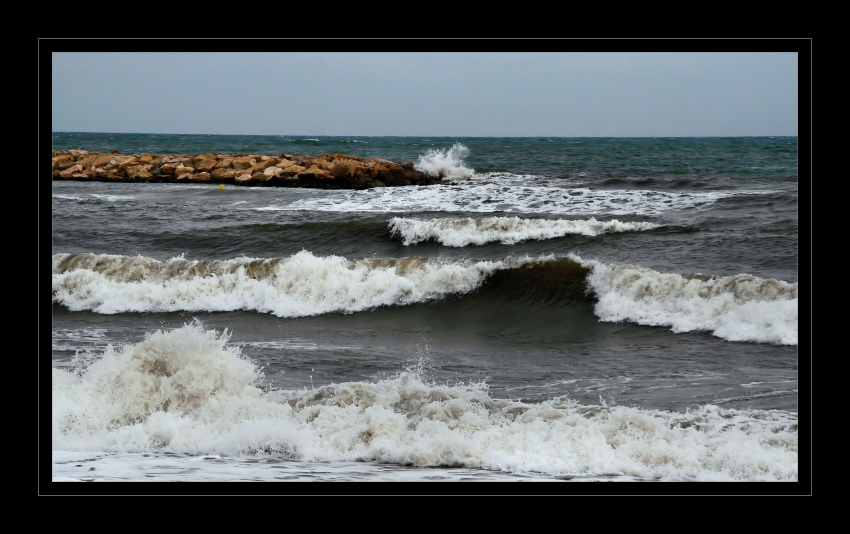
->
[126, 165, 153, 179]
[247, 158, 279, 174]
[92, 155, 113, 167]
[160, 163, 180, 176]
[231, 156, 257, 170]
[330, 153, 365, 162]
[188, 172, 211, 182]
[211, 168, 237, 180]
[119, 157, 141, 169]
[263, 166, 284, 178]
[282, 165, 305, 177]
[330, 159, 359, 178]
[129, 168, 154, 180]
[104, 155, 136, 170]
[404, 169, 427, 184]
[57, 161, 80, 170]
[195, 158, 217, 172]
[162, 156, 191, 165]
[234, 171, 254, 183]
[214, 157, 234, 169]
[191, 153, 217, 167]
[306, 159, 332, 171]
[77, 155, 99, 169]
[371, 164, 389, 177]
[59, 164, 83, 178]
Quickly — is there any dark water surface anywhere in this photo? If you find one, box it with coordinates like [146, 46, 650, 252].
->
[50, 133, 800, 482]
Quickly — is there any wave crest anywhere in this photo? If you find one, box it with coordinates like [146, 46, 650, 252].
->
[51, 251, 535, 317]
[52, 252, 798, 345]
[577, 255, 798, 345]
[389, 216, 662, 246]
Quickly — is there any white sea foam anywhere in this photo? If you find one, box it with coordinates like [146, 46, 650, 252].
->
[50, 451, 574, 481]
[52, 322, 798, 481]
[389, 216, 662, 246]
[277, 184, 742, 216]
[414, 143, 475, 179]
[574, 255, 798, 345]
[52, 251, 799, 346]
[52, 193, 134, 202]
[51, 251, 532, 317]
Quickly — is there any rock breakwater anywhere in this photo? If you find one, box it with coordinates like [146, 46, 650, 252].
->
[51, 150, 442, 189]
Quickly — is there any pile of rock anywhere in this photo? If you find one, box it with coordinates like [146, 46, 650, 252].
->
[51, 150, 442, 189]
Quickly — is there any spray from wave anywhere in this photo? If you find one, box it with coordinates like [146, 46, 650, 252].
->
[389, 216, 662, 246]
[51, 321, 797, 481]
[414, 143, 475, 180]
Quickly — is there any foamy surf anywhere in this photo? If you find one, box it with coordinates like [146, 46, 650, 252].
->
[389, 216, 662, 246]
[52, 251, 799, 345]
[280, 184, 745, 216]
[51, 251, 535, 317]
[575, 255, 798, 345]
[52, 322, 797, 481]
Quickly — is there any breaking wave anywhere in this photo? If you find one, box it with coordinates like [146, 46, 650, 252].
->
[52, 321, 798, 481]
[51, 251, 536, 317]
[52, 251, 797, 345]
[578, 255, 798, 345]
[389, 216, 662, 246]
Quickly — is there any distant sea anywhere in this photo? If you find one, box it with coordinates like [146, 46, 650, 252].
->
[50, 132, 800, 483]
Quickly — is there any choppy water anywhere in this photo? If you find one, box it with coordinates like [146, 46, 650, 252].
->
[49, 133, 801, 484]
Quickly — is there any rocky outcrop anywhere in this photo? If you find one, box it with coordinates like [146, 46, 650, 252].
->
[51, 150, 442, 189]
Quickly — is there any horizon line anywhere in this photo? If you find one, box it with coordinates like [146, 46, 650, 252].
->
[52, 131, 800, 139]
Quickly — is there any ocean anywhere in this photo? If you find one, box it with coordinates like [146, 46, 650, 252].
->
[49, 132, 801, 485]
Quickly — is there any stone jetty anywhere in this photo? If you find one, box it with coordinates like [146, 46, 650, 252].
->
[51, 150, 442, 189]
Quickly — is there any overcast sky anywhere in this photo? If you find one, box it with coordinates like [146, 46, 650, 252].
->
[51, 52, 798, 137]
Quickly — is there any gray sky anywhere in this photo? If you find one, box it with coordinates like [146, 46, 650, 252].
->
[51, 52, 798, 137]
